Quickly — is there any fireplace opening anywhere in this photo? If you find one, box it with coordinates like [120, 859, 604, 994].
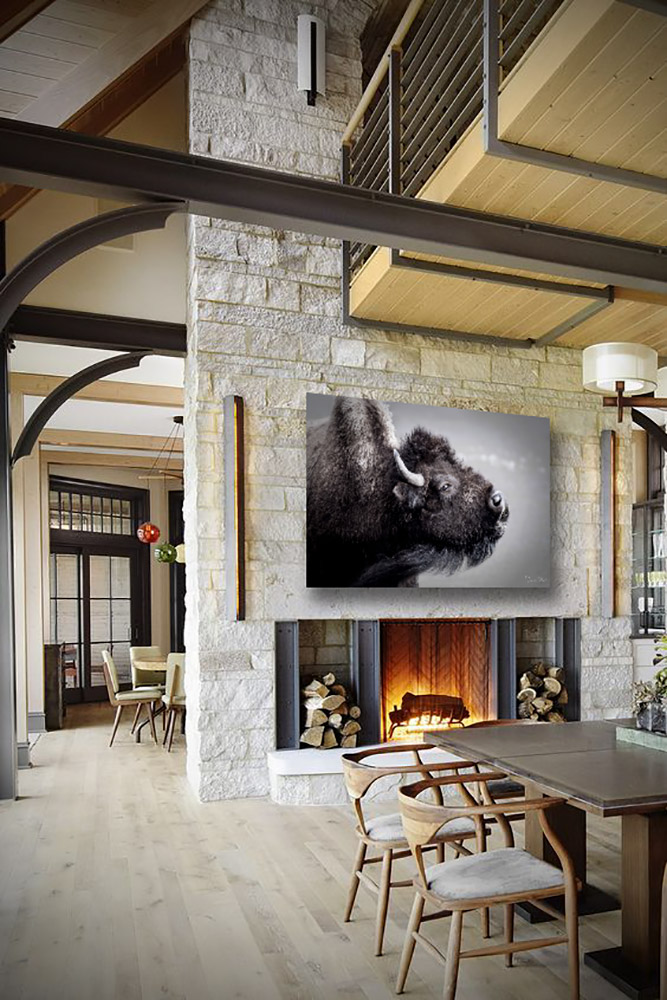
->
[380, 620, 492, 741]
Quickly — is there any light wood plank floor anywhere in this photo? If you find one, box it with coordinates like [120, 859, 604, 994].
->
[0, 704, 626, 1000]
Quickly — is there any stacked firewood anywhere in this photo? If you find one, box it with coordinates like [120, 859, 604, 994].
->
[300, 672, 362, 749]
[517, 662, 568, 722]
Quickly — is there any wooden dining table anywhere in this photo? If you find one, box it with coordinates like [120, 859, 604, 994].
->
[428, 720, 667, 1000]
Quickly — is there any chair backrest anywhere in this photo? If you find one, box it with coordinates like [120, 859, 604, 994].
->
[398, 773, 565, 890]
[101, 650, 119, 701]
[165, 653, 185, 704]
[341, 744, 475, 835]
[130, 645, 164, 664]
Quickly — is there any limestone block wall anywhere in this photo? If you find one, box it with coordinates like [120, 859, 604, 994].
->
[184, 0, 634, 801]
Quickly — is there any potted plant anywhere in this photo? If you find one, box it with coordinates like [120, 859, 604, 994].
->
[632, 681, 659, 732]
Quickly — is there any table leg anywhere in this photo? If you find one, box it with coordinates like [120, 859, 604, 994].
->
[518, 782, 618, 923]
[585, 811, 667, 1000]
[135, 702, 164, 743]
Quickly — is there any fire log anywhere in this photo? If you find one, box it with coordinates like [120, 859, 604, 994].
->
[321, 694, 346, 712]
[305, 707, 328, 727]
[300, 726, 324, 747]
[321, 728, 338, 749]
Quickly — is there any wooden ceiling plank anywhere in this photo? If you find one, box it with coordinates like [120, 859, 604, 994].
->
[0, 29, 185, 220]
[0, 67, 52, 98]
[15, 0, 206, 127]
[515, 13, 663, 156]
[0, 47, 76, 80]
[39, 427, 183, 452]
[45, 0, 132, 33]
[10, 373, 183, 406]
[3, 27, 95, 62]
[0, 2, 52, 45]
[0, 92, 31, 114]
[44, 449, 182, 470]
[26, 13, 114, 48]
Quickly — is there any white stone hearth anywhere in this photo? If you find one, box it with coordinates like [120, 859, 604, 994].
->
[268, 744, 460, 805]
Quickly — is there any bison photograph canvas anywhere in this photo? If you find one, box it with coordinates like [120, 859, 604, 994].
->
[306, 394, 550, 589]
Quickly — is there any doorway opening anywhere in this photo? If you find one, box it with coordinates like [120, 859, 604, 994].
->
[48, 477, 151, 703]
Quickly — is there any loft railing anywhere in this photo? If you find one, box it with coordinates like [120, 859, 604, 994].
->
[342, 0, 565, 278]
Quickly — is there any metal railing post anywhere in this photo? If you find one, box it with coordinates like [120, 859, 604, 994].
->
[482, 0, 500, 154]
[341, 143, 352, 322]
[388, 47, 403, 195]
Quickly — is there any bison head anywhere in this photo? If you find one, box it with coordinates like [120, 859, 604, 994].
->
[392, 426, 509, 575]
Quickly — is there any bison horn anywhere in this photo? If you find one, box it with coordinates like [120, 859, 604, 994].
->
[393, 449, 425, 488]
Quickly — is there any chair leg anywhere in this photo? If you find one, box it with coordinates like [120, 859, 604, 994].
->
[481, 905, 490, 939]
[344, 840, 367, 922]
[504, 904, 514, 967]
[163, 709, 173, 746]
[443, 910, 463, 1000]
[564, 885, 580, 999]
[375, 849, 393, 957]
[396, 893, 424, 994]
[130, 703, 143, 735]
[436, 842, 445, 864]
[147, 702, 158, 745]
[167, 709, 177, 752]
[109, 705, 123, 747]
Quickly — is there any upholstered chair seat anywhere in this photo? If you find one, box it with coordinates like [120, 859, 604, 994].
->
[115, 687, 163, 703]
[365, 812, 476, 844]
[425, 847, 564, 901]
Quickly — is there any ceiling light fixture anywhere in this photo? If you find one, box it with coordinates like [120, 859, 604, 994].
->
[582, 342, 667, 421]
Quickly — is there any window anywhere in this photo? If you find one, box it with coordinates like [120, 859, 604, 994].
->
[49, 481, 137, 536]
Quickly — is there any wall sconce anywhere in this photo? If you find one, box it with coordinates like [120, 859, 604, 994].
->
[582, 342, 667, 421]
[297, 14, 325, 106]
[223, 395, 245, 621]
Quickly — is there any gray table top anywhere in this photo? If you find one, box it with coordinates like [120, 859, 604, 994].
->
[428, 721, 667, 816]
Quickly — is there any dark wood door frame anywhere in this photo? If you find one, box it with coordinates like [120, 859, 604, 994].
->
[49, 477, 151, 703]
[52, 540, 151, 703]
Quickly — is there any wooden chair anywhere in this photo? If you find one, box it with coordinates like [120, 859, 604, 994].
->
[101, 651, 162, 747]
[129, 645, 167, 689]
[162, 653, 185, 752]
[341, 745, 485, 957]
[463, 719, 539, 802]
[396, 771, 580, 999]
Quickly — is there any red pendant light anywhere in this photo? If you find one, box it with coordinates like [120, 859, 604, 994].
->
[137, 521, 160, 544]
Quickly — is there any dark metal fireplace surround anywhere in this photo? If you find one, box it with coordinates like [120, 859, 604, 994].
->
[275, 619, 581, 750]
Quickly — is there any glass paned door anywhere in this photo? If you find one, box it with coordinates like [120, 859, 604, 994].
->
[89, 555, 133, 689]
[50, 545, 147, 702]
[50, 553, 83, 691]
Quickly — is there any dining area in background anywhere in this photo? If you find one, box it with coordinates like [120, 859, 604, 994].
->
[101, 645, 185, 750]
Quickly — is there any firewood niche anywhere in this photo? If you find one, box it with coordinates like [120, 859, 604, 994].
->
[517, 661, 568, 721]
[300, 672, 362, 748]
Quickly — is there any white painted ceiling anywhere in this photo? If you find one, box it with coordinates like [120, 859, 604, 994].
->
[10, 342, 184, 386]
[24, 396, 183, 437]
